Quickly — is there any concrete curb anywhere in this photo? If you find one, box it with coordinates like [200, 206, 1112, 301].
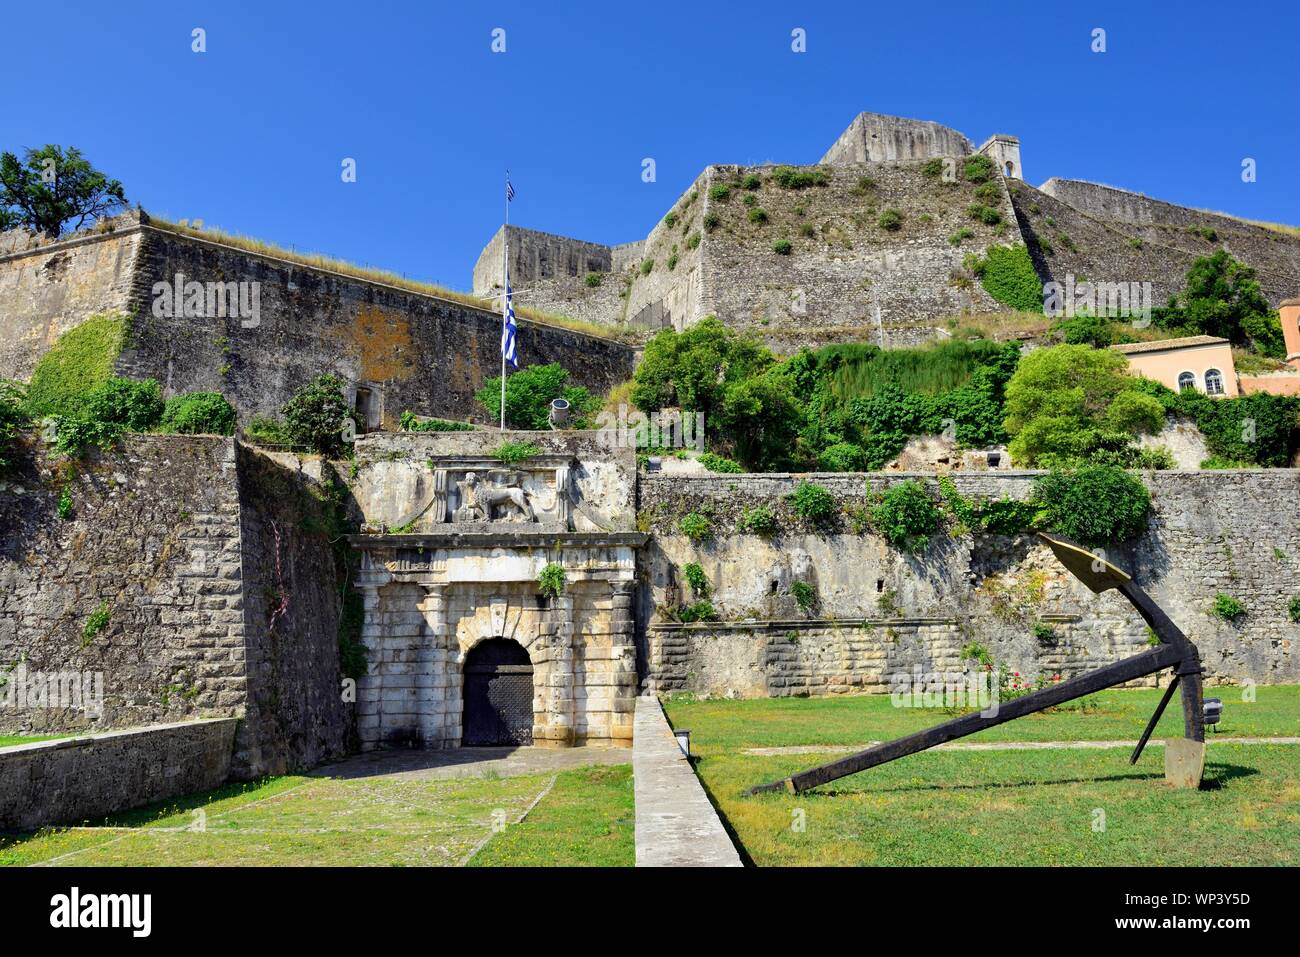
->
[633, 695, 742, 867]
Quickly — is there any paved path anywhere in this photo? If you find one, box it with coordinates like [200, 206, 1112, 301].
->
[312, 744, 631, 781]
[743, 736, 1300, 756]
[633, 696, 742, 867]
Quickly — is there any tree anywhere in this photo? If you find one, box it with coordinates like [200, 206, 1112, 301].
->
[0, 145, 128, 238]
[282, 374, 350, 454]
[1003, 345, 1163, 466]
[477, 363, 599, 430]
[630, 316, 772, 424]
[1172, 250, 1273, 345]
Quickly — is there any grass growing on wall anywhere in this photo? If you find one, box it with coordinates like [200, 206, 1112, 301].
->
[824, 339, 1014, 401]
[969, 244, 1043, 313]
[24, 312, 130, 418]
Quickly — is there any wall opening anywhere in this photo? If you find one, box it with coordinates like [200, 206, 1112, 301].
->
[462, 638, 534, 746]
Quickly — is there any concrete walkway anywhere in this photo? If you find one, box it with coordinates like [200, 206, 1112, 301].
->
[312, 744, 631, 781]
[633, 696, 742, 867]
[743, 736, 1300, 756]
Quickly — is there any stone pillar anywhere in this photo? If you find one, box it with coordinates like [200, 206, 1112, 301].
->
[537, 594, 576, 747]
[356, 584, 384, 750]
[418, 584, 457, 748]
[608, 580, 638, 743]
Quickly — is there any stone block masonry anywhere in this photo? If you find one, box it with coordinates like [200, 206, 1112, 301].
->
[638, 470, 1300, 694]
[0, 718, 237, 831]
[0, 214, 636, 428]
[0, 434, 351, 778]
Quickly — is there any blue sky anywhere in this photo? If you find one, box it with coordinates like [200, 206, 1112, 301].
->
[3, 1, 1297, 291]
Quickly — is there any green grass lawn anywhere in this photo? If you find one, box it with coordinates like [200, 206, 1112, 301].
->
[663, 685, 1299, 751]
[0, 735, 69, 748]
[1, 764, 635, 867]
[663, 686, 1300, 866]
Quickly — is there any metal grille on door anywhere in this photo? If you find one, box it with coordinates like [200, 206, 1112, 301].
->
[463, 638, 534, 746]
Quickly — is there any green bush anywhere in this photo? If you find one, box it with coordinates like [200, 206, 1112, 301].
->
[791, 581, 816, 611]
[678, 600, 718, 623]
[1054, 312, 1113, 347]
[739, 504, 777, 535]
[748, 207, 768, 224]
[741, 174, 762, 190]
[972, 245, 1040, 312]
[966, 203, 1002, 226]
[963, 154, 997, 183]
[872, 480, 940, 550]
[679, 512, 712, 541]
[920, 158, 947, 180]
[538, 562, 566, 599]
[477, 362, 600, 430]
[1288, 596, 1300, 623]
[85, 377, 163, 432]
[1031, 466, 1150, 546]
[493, 441, 541, 464]
[161, 391, 236, 436]
[282, 374, 350, 455]
[640, 259, 654, 275]
[948, 227, 974, 245]
[664, 212, 678, 228]
[1212, 593, 1245, 621]
[584, 272, 603, 287]
[708, 184, 731, 202]
[244, 415, 290, 445]
[24, 312, 130, 419]
[877, 208, 903, 231]
[0, 381, 29, 475]
[683, 562, 709, 597]
[698, 452, 742, 473]
[817, 442, 867, 471]
[57, 486, 74, 519]
[399, 410, 476, 432]
[789, 481, 836, 522]
[81, 602, 110, 643]
[703, 212, 720, 232]
[771, 238, 792, 255]
[685, 231, 701, 250]
[770, 166, 828, 189]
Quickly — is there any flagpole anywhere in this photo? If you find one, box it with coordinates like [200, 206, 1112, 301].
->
[500, 169, 508, 432]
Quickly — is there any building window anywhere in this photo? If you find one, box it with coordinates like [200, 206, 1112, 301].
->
[1204, 368, 1224, 396]
[1177, 371, 1196, 392]
[1004, 161, 1014, 177]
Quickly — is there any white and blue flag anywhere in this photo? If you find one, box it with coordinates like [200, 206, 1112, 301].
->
[506, 176, 516, 203]
[501, 285, 519, 368]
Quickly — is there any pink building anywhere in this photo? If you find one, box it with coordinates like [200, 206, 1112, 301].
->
[1112, 336, 1238, 397]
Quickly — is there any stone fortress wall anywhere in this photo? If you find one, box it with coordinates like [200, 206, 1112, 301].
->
[0, 214, 637, 428]
[637, 470, 1300, 697]
[480, 112, 1300, 348]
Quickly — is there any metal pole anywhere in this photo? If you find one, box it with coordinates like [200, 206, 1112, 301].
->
[500, 169, 508, 432]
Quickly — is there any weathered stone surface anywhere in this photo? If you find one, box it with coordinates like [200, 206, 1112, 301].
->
[0, 718, 237, 831]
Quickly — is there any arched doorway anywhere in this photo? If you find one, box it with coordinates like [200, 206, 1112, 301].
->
[462, 638, 534, 746]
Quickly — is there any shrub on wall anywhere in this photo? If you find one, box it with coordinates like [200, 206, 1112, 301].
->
[282, 374, 351, 455]
[790, 581, 816, 611]
[0, 381, 29, 475]
[971, 244, 1041, 312]
[1212, 593, 1245, 621]
[1031, 465, 1150, 546]
[872, 480, 941, 550]
[877, 208, 903, 231]
[538, 562, 566, 599]
[963, 154, 997, 183]
[683, 562, 709, 597]
[771, 238, 792, 255]
[25, 312, 131, 419]
[739, 504, 777, 535]
[399, 410, 476, 432]
[679, 511, 712, 541]
[789, 481, 836, 523]
[160, 391, 237, 436]
[771, 166, 828, 189]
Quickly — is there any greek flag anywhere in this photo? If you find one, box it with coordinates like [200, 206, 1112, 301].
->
[501, 285, 519, 368]
[506, 176, 516, 202]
